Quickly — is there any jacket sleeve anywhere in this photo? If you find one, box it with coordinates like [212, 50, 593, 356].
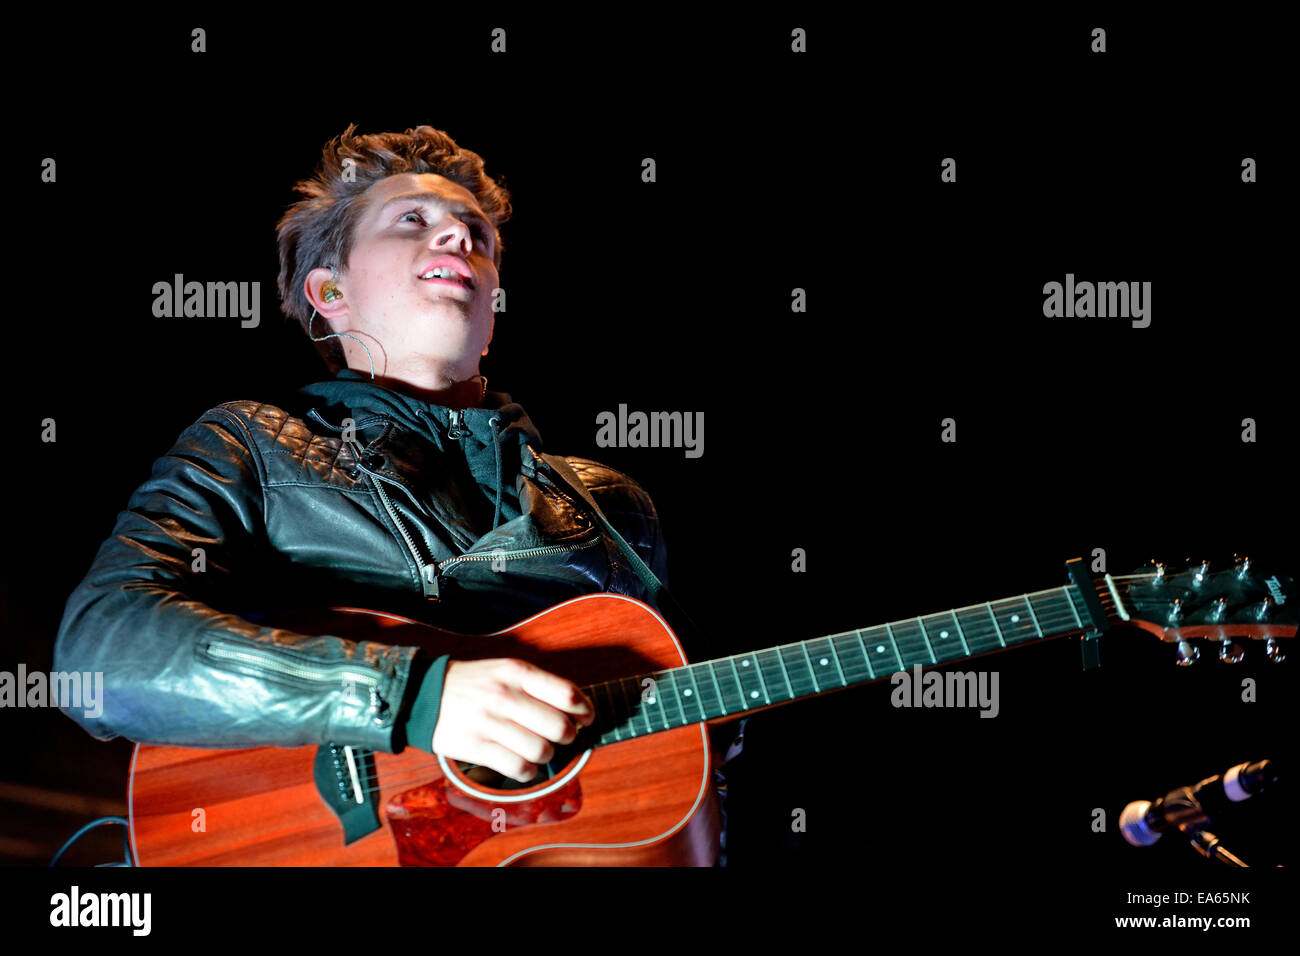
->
[53, 406, 422, 753]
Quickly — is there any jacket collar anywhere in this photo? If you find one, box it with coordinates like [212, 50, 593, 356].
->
[297, 368, 543, 452]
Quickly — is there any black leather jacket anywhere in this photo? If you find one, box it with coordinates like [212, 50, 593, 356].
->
[53, 371, 670, 755]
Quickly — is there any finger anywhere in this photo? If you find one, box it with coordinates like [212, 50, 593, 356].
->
[494, 694, 574, 749]
[484, 714, 556, 767]
[466, 738, 541, 785]
[513, 662, 595, 720]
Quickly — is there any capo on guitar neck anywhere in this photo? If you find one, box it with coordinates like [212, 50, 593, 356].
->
[1066, 557, 1110, 670]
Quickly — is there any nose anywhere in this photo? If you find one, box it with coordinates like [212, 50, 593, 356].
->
[429, 216, 474, 257]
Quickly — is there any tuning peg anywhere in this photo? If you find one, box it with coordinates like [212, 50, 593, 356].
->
[1217, 639, 1245, 664]
[1209, 597, 1227, 622]
[1234, 554, 1251, 579]
[1175, 639, 1200, 666]
[1151, 561, 1167, 584]
[1167, 598, 1184, 623]
[1255, 596, 1273, 621]
[1192, 561, 1210, 587]
[1266, 638, 1286, 663]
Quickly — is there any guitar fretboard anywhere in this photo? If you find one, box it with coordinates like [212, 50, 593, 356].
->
[582, 584, 1091, 746]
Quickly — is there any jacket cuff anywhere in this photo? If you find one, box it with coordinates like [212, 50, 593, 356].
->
[401, 653, 451, 754]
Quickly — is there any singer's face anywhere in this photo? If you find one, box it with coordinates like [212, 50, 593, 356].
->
[336, 172, 499, 371]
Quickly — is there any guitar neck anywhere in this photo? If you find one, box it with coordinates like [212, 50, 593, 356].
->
[582, 582, 1103, 747]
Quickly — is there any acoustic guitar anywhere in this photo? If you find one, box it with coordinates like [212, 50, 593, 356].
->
[127, 556, 1294, 865]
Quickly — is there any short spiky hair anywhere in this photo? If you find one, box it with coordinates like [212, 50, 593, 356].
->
[276, 124, 512, 371]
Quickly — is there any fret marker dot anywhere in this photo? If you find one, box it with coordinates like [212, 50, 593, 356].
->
[1010, 614, 1020, 623]
[646, 697, 655, 704]
[683, 689, 692, 696]
[819, 658, 828, 665]
[750, 690, 759, 698]
[939, 630, 949, 638]
[741, 660, 750, 667]
[876, 645, 885, 653]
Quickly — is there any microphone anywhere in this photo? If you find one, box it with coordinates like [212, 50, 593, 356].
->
[1120, 759, 1278, 847]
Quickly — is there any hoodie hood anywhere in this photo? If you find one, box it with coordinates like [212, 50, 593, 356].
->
[297, 369, 544, 532]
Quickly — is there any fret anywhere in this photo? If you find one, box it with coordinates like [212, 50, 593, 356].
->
[702, 665, 733, 717]
[712, 660, 743, 712]
[604, 679, 629, 738]
[663, 670, 690, 726]
[796, 641, 822, 694]
[919, 612, 968, 663]
[860, 627, 902, 674]
[1021, 594, 1043, 639]
[955, 607, 1001, 653]
[596, 685, 620, 746]
[643, 673, 671, 730]
[1029, 588, 1078, 635]
[608, 677, 631, 737]
[1063, 586, 1085, 628]
[693, 663, 724, 721]
[948, 611, 972, 657]
[679, 665, 707, 723]
[988, 596, 1040, 646]
[732, 653, 769, 707]
[757, 648, 791, 702]
[595, 681, 623, 742]
[915, 616, 937, 663]
[888, 619, 934, 668]
[726, 657, 751, 710]
[985, 603, 1007, 647]
[772, 646, 796, 700]
[833, 632, 873, 683]
[620, 676, 653, 736]
[783, 643, 817, 697]
[805, 637, 847, 688]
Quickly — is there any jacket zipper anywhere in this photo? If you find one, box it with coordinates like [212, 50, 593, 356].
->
[436, 531, 604, 573]
[447, 409, 468, 440]
[351, 431, 603, 600]
[201, 640, 390, 723]
[367, 470, 442, 599]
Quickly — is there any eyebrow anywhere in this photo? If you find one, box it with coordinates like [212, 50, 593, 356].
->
[375, 191, 494, 231]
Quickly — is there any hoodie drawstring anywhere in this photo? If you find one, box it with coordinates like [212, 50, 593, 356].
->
[488, 414, 504, 531]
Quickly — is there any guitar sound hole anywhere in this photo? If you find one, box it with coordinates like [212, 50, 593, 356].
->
[454, 738, 586, 790]
[455, 762, 550, 790]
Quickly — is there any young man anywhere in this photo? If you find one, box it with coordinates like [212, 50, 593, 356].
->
[54, 125, 735, 857]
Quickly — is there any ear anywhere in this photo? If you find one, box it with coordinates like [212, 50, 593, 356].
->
[481, 323, 494, 356]
[305, 266, 349, 324]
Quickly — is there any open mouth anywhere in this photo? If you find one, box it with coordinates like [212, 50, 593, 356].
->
[419, 273, 473, 290]
[418, 264, 474, 289]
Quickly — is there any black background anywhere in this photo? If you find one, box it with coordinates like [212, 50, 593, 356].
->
[4, 8, 1295, 941]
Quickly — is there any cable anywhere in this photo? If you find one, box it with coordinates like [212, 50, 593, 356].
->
[50, 816, 132, 867]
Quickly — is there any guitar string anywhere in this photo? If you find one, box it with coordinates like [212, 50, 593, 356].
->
[334, 568, 1251, 796]
[368, 587, 1285, 794]
[351, 604, 1094, 794]
[347, 569, 1188, 789]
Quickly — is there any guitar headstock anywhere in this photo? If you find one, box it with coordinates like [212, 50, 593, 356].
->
[1114, 555, 1296, 665]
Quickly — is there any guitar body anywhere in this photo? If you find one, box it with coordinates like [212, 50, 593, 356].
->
[128, 594, 721, 866]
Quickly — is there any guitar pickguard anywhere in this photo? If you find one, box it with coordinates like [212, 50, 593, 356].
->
[384, 775, 583, 866]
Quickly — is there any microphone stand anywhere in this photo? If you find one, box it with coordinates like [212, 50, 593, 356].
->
[1158, 784, 1255, 865]
[1181, 825, 1249, 867]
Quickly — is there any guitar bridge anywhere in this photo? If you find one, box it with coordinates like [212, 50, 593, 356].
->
[313, 743, 381, 844]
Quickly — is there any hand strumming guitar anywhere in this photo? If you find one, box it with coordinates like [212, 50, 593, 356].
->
[431, 658, 596, 783]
